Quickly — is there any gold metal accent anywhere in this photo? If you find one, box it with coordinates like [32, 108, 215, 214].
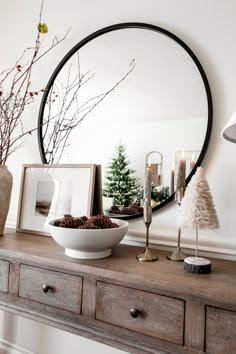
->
[143, 205, 152, 224]
[175, 186, 185, 205]
[137, 206, 158, 262]
[166, 227, 186, 261]
[137, 246, 158, 262]
[167, 181, 186, 261]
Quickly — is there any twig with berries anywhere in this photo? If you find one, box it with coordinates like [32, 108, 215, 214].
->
[0, 0, 68, 165]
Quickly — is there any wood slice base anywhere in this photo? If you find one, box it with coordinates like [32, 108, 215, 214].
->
[184, 256, 211, 274]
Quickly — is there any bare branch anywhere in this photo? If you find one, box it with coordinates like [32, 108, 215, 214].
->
[42, 58, 135, 163]
[0, 0, 68, 164]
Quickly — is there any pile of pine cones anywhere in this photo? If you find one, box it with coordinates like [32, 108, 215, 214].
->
[53, 214, 119, 229]
[109, 203, 143, 215]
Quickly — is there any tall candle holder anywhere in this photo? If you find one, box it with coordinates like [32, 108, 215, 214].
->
[137, 153, 158, 262]
[167, 154, 186, 261]
[136, 205, 158, 261]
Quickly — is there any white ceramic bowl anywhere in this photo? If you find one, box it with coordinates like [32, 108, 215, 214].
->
[48, 218, 129, 259]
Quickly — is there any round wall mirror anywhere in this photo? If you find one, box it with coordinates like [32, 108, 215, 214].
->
[38, 23, 212, 219]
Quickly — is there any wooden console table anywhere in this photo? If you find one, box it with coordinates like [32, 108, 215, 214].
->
[0, 229, 235, 354]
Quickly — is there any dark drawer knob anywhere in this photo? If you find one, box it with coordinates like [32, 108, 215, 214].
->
[42, 284, 52, 293]
[130, 308, 140, 318]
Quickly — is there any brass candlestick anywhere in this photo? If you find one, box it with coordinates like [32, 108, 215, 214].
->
[166, 226, 185, 261]
[137, 206, 158, 262]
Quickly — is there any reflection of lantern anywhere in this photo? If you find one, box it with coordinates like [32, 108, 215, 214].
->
[145, 151, 163, 187]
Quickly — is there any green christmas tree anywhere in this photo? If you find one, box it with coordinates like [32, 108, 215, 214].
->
[103, 144, 141, 207]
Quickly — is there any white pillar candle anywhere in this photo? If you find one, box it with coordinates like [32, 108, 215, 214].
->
[171, 162, 175, 194]
[144, 165, 152, 207]
[176, 152, 186, 190]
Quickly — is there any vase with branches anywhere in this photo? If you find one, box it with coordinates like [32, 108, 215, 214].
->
[0, 0, 67, 235]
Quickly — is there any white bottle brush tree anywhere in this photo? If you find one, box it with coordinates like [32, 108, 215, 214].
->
[178, 167, 219, 259]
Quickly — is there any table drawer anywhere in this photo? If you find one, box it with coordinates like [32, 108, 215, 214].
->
[206, 306, 236, 354]
[96, 282, 184, 345]
[19, 265, 82, 314]
[0, 260, 9, 293]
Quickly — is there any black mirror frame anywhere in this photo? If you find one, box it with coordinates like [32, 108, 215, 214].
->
[38, 22, 213, 220]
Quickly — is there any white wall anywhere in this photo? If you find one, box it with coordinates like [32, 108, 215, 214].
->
[1, 0, 236, 353]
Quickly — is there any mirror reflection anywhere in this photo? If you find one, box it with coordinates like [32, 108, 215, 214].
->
[38, 24, 212, 218]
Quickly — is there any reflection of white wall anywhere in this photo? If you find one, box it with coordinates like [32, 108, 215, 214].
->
[53, 28, 207, 124]
[1, 0, 236, 353]
[45, 30, 208, 165]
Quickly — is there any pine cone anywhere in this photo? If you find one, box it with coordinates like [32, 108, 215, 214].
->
[71, 218, 82, 228]
[130, 203, 143, 213]
[120, 207, 132, 215]
[86, 215, 113, 229]
[109, 205, 121, 214]
[87, 215, 119, 229]
[58, 214, 75, 228]
[53, 214, 118, 229]
[80, 223, 97, 229]
[53, 219, 61, 227]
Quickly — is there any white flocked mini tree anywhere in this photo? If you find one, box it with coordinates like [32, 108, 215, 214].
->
[178, 167, 219, 273]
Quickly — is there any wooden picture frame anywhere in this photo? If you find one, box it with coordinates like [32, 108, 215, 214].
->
[16, 164, 96, 236]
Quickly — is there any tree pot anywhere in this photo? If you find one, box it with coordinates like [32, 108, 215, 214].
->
[0, 166, 13, 235]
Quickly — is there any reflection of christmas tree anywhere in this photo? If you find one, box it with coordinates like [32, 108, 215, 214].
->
[103, 143, 141, 207]
[151, 185, 170, 203]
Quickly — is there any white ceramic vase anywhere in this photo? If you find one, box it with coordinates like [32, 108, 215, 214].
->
[0, 166, 13, 235]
